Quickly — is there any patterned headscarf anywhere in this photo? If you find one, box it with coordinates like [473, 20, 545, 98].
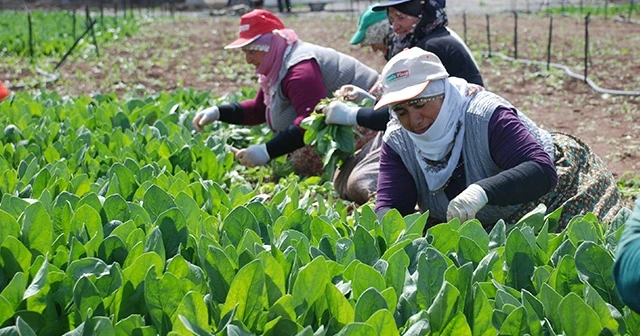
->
[361, 20, 390, 46]
[388, 0, 448, 58]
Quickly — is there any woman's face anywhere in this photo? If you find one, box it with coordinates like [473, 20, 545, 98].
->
[242, 49, 267, 68]
[388, 7, 420, 37]
[392, 95, 444, 134]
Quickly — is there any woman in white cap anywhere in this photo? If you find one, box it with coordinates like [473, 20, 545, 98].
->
[322, 0, 485, 204]
[191, 9, 379, 179]
[374, 47, 623, 229]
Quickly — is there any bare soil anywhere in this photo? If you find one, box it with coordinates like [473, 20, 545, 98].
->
[1, 12, 638, 179]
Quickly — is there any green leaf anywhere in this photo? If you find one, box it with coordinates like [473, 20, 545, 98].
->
[550, 255, 584, 296]
[142, 185, 177, 223]
[145, 269, 183, 335]
[1, 272, 26, 310]
[567, 216, 601, 246]
[488, 220, 506, 249]
[0, 295, 14, 326]
[365, 309, 399, 336]
[352, 226, 379, 266]
[293, 257, 329, 312]
[0, 209, 20, 243]
[499, 306, 529, 336]
[335, 322, 377, 336]
[416, 248, 447, 310]
[352, 263, 386, 300]
[202, 245, 236, 303]
[385, 249, 409, 298]
[354, 287, 387, 322]
[505, 229, 535, 292]
[20, 201, 53, 257]
[574, 241, 621, 307]
[427, 223, 460, 255]
[470, 285, 496, 336]
[155, 208, 188, 258]
[23, 259, 47, 300]
[583, 282, 619, 333]
[15, 317, 36, 336]
[539, 284, 563, 332]
[457, 236, 486, 267]
[1, 236, 32, 277]
[221, 206, 260, 247]
[73, 276, 102, 321]
[325, 282, 354, 328]
[114, 314, 145, 336]
[558, 292, 602, 336]
[440, 313, 471, 336]
[459, 221, 489, 253]
[427, 281, 460, 334]
[221, 260, 265, 328]
[380, 209, 406, 246]
[103, 194, 131, 223]
[70, 204, 103, 250]
[172, 291, 210, 335]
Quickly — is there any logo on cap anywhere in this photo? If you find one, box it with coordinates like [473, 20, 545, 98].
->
[239, 24, 250, 32]
[385, 70, 410, 84]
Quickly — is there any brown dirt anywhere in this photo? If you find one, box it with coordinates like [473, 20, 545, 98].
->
[1, 13, 638, 179]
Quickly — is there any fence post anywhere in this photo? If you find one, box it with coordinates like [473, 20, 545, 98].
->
[604, 0, 608, 20]
[463, 11, 467, 44]
[579, 0, 583, 14]
[86, 6, 100, 57]
[28, 11, 34, 63]
[513, 11, 518, 59]
[584, 13, 590, 83]
[72, 9, 77, 40]
[114, 2, 118, 25]
[629, 0, 634, 22]
[547, 16, 553, 71]
[100, 1, 104, 29]
[486, 14, 492, 57]
[561, 0, 565, 14]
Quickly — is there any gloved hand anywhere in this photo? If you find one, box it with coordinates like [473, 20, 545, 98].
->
[334, 84, 376, 106]
[192, 106, 220, 132]
[446, 184, 489, 222]
[323, 101, 359, 126]
[235, 144, 270, 167]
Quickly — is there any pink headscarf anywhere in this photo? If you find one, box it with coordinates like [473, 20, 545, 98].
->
[254, 29, 299, 110]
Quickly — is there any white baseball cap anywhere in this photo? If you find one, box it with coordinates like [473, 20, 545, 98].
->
[375, 48, 449, 110]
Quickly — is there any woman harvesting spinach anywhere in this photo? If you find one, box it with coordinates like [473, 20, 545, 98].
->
[373, 47, 623, 229]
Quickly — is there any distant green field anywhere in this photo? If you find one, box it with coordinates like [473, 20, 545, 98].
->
[0, 10, 141, 58]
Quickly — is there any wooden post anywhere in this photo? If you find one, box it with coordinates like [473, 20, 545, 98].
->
[604, 0, 608, 20]
[28, 11, 34, 62]
[513, 11, 518, 59]
[547, 16, 553, 71]
[584, 13, 590, 83]
[486, 14, 492, 57]
[86, 6, 100, 57]
[463, 11, 467, 44]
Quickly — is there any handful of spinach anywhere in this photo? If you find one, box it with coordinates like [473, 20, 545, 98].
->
[300, 98, 359, 180]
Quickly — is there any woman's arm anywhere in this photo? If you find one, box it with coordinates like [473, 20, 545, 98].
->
[375, 142, 418, 216]
[474, 107, 557, 206]
[218, 89, 267, 125]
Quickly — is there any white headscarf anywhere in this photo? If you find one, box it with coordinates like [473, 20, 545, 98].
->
[399, 77, 473, 192]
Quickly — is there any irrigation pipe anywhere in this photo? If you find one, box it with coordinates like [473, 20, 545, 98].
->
[487, 51, 640, 96]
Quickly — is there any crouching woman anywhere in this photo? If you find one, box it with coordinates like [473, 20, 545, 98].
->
[374, 48, 622, 229]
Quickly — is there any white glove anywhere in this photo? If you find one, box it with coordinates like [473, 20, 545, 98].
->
[334, 84, 376, 106]
[446, 184, 489, 222]
[235, 144, 270, 167]
[323, 101, 359, 126]
[192, 106, 220, 132]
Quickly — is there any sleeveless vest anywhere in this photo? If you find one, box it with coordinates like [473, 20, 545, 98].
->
[383, 90, 555, 223]
[266, 41, 379, 132]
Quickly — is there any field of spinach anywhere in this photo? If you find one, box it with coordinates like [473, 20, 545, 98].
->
[0, 90, 638, 335]
[0, 10, 141, 59]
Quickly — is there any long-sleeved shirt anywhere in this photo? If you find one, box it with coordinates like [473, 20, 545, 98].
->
[217, 59, 326, 158]
[374, 106, 557, 217]
[614, 196, 640, 313]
